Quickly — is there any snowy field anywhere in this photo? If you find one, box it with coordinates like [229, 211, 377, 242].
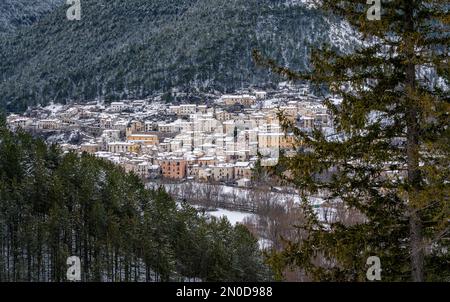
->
[149, 181, 332, 223]
[207, 208, 255, 225]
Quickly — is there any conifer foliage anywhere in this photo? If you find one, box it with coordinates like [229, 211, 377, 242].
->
[0, 119, 271, 281]
[0, 0, 329, 112]
[255, 0, 449, 281]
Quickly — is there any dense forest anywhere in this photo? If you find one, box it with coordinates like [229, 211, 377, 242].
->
[0, 115, 271, 281]
[0, 0, 348, 111]
[0, 0, 63, 34]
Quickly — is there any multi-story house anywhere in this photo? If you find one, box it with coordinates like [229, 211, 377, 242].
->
[157, 158, 187, 179]
[234, 162, 253, 179]
[108, 142, 136, 154]
[127, 134, 159, 146]
[222, 95, 257, 106]
[210, 164, 235, 182]
[80, 143, 101, 154]
[38, 119, 61, 130]
[110, 102, 130, 112]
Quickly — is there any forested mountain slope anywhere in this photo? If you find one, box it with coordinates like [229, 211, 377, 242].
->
[0, 0, 350, 111]
[0, 0, 63, 34]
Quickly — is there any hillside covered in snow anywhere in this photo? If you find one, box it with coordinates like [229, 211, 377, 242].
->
[0, 0, 356, 111]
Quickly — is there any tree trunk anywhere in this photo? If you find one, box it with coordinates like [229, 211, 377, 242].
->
[404, 0, 424, 282]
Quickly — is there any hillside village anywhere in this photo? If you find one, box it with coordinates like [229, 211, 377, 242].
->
[7, 84, 336, 187]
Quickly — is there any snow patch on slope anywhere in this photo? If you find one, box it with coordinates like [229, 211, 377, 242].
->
[328, 19, 364, 54]
[283, 0, 319, 9]
[208, 208, 255, 225]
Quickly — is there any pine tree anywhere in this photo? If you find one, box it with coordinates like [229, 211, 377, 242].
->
[231, 224, 271, 281]
[0, 126, 271, 281]
[254, 0, 449, 281]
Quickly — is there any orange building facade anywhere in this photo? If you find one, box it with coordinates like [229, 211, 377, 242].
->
[157, 158, 187, 179]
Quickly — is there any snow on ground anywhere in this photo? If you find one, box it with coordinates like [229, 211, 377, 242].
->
[151, 181, 333, 222]
[283, 0, 318, 9]
[160, 181, 303, 204]
[258, 238, 273, 250]
[44, 103, 64, 115]
[207, 208, 255, 225]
